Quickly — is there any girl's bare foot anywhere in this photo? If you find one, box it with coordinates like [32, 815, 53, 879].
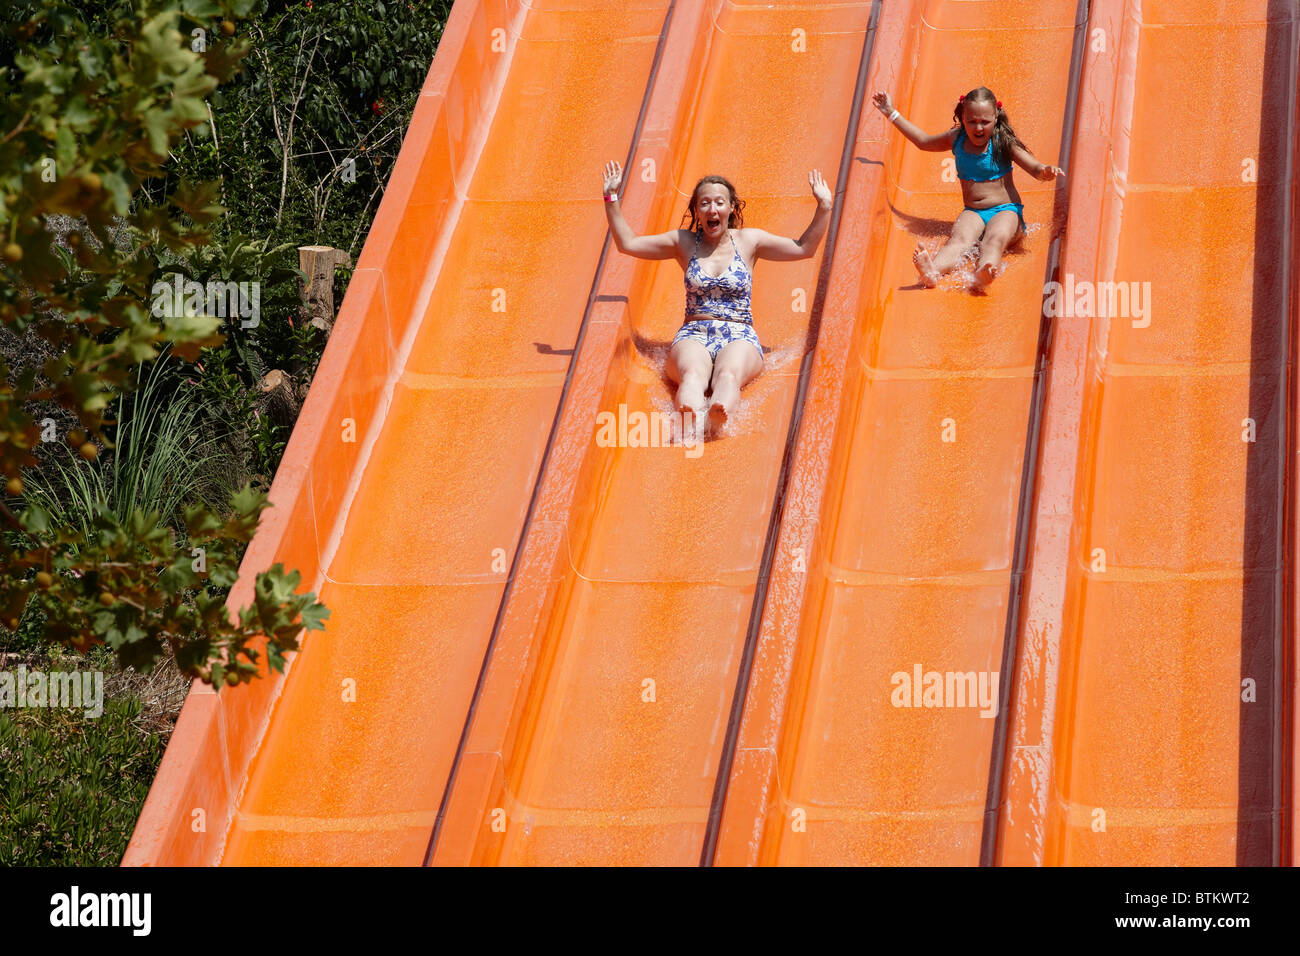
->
[913, 245, 939, 287]
[973, 261, 998, 291]
[708, 401, 728, 431]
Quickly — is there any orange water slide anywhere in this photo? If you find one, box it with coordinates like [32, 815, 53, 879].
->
[713, 0, 1086, 865]
[997, 0, 1300, 866]
[126, 0, 1298, 870]
[125, 0, 703, 865]
[430, 0, 887, 867]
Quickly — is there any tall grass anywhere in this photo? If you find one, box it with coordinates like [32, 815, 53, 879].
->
[23, 349, 227, 546]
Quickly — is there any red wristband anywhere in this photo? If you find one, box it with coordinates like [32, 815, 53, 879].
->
[604, 193, 617, 202]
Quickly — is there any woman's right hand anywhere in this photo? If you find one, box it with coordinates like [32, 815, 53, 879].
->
[872, 91, 894, 116]
[603, 160, 623, 196]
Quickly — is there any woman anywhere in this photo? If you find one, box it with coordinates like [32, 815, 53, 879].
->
[602, 163, 833, 432]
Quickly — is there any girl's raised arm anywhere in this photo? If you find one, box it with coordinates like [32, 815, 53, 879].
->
[602, 160, 683, 259]
[1010, 143, 1065, 181]
[872, 91, 956, 152]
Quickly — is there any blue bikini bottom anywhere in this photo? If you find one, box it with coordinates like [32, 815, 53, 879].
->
[966, 202, 1025, 233]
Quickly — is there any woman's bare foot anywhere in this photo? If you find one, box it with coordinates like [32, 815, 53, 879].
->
[708, 373, 741, 432]
[676, 379, 705, 417]
[973, 261, 998, 291]
[913, 245, 939, 288]
[677, 403, 696, 441]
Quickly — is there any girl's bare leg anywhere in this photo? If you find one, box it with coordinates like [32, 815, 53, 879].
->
[914, 209, 985, 287]
[707, 340, 764, 429]
[972, 211, 1024, 290]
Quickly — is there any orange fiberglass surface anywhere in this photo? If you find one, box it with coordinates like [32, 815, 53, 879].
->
[997, 0, 1300, 866]
[428, 0, 881, 867]
[125, 0, 1299, 867]
[715, 0, 1086, 866]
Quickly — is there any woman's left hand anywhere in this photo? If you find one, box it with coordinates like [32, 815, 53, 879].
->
[809, 169, 832, 208]
[1037, 163, 1065, 181]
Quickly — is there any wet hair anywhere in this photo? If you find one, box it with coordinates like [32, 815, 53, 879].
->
[953, 87, 1025, 170]
[680, 175, 746, 236]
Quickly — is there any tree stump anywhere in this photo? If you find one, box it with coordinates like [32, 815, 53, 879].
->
[298, 245, 352, 333]
[257, 368, 310, 430]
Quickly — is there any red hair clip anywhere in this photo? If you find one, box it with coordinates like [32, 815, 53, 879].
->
[996, 100, 1003, 108]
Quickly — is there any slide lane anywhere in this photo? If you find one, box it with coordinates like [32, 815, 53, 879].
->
[429, 0, 878, 866]
[1001, 0, 1299, 866]
[219, 0, 683, 866]
[716, 0, 1083, 865]
[127, 0, 685, 865]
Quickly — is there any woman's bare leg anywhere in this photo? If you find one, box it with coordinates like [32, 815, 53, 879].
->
[707, 340, 764, 429]
[914, 209, 985, 286]
[666, 339, 713, 431]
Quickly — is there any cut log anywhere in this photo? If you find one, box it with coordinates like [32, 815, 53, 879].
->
[258, 368, 308, 429]
[298, 245, 352, 333]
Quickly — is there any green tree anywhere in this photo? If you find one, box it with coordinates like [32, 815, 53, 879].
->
[0, 0, 328, 687]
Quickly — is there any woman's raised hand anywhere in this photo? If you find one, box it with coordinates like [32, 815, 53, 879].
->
[809, 169, 832, 208]
[1037, 163, 1065, 181]
[871, 90, 894, 116]
[603, 160, 623, 196]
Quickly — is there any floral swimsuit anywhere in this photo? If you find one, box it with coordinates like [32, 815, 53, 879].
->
[672, 228, 763, 360]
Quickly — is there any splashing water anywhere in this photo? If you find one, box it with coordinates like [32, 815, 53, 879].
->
[919, 219, 1044, 292]
[649, 393, 699, 447]
[642, 335, 801, 442]
[938, 244, 982, 292]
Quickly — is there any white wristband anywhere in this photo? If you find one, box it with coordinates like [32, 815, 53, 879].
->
[888, 109, 900, 123]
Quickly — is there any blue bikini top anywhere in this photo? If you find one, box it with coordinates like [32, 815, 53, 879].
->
[684, 228, 753, 324]
[952, 129, 1011, 182]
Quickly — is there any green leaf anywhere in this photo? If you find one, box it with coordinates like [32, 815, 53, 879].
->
[142, 108, 172, 161]
[181, 0, 223, 16]
[54, 125, 76, 171]
[158, 560, 197, 592]
[209, 562, 238, 588]
[300, 601, 330, 631]
[100, 170, 132, 216]
[171, 180, 224, 222]
[19, 504, 52, 536]
[158, 310, 224, 358]
[229, 483, 268, 519]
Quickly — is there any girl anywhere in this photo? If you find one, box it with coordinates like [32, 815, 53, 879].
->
[873, 87, 1063, 290]
[602, 163, 832, 432]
